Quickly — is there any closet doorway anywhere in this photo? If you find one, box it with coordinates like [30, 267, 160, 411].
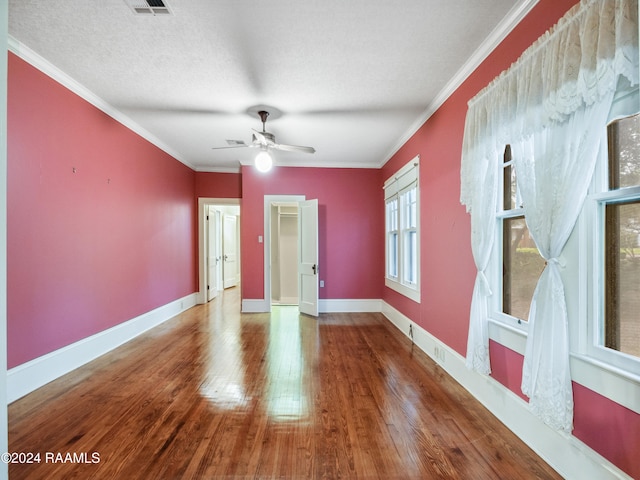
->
[263, 195, 318, 316]
[270, 202, 299, 305]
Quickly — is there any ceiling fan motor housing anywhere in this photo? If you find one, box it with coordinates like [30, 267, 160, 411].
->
[258, 110, 270, 124]
[253, 131, 275, 143]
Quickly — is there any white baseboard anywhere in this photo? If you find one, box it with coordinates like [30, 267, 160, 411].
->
[381, 301, 631, 480]
[319, 299, 382, 313]
[7, 293, 197, 403]
[241, 299, 270, 313]
[242, 298, 382, 313]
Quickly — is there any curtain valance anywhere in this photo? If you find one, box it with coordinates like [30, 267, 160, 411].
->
[461, 0, 638, 211]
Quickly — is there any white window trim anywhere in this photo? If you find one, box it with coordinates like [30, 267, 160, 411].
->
[492, 208, 531, 334]
[385, 197, 399, 282]
[568, 128, 640, 412]
[490, 148, 530, 333]
[384, 156, 420, 303]
[588, 187, 640, 374]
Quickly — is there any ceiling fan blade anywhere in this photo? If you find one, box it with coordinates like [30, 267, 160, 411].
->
[211, 145, 250, 150]
[272, 143, 316, 154]
[252, 129, 273, 146]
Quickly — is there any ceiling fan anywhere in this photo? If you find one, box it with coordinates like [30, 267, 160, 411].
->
[212, 110, 315, 172]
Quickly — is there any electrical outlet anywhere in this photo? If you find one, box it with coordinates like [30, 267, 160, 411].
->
[434, 346, 445, 363]
[320, 280, 325, 287]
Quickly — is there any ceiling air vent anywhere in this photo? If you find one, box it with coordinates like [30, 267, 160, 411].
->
[125, 0, 171, 15]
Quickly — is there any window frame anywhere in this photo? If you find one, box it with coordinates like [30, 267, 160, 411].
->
[582, 113, 640, 377]
[385, 196, 399, 282]
[558, 116, 639, 414]
[384, 156, 420, 303]
[400, 183, 418, 286]
[490, 145, 534, 332]
[487, 125, 640, 413]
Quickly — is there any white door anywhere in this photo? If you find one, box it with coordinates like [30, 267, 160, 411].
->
[214, 211, 223, 293]
[207, 208, 221, 301]
[223, 214, 239, 288]
[298, 199, 319, 316]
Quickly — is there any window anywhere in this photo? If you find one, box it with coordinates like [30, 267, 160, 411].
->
[487, 106, 640, 414]
[570, 107, 640, 408]
[386, 198, 399, 280]
[485, 122, 640, 419]
[384, 156, 420, 302]
[497, 146, 545, 324]
[402, 185, 418, 285]
[598, 113, 640, 361]
[459, 0, 640, 425]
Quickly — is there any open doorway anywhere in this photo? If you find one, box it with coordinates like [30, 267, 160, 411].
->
[270, 202, 299, 305]
[263, 195, 318, 316]
[198, 198, 241, 305]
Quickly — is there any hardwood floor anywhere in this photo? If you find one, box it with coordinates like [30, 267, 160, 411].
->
[8, 288, 561, 479]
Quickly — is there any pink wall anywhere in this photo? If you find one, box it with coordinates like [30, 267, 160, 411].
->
[7, 53, 198, 368]
[195, 171, 242, 199]
[6, 0, 638, 475]
[380, 0, 639, 476]
[240, 165, 383, 301]
[488, 341, 528, 402]
[573, 383, 640, 478]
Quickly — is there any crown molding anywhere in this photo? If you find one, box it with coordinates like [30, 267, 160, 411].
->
[8, 36, 196, 171]
[195, 166, 242, 174]
[235, 158, 379, 170]
[377, 0, 540, 168]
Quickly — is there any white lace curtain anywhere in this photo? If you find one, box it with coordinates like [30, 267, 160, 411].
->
[460, 0, 639, 432]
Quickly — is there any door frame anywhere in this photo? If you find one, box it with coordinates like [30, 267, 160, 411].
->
[263, 195, 305, 312]
[197, 197, 240, 305]
[1, 2, 8, 474]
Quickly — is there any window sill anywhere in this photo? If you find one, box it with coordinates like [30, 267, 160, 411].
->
[488, 317, 640, 415]
[570, 353, 640, 415]
[488, 317, 527, 354]
[385, 278, 420, 303]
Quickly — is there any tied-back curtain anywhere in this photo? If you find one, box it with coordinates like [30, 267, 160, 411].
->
[460, 0, 639, 432]
[462, 104, 499, 374]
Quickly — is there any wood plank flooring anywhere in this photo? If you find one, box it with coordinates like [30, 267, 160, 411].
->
[8, 288, 561, 479]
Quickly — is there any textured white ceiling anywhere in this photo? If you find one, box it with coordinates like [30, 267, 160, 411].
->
[8, 0, 528, 171]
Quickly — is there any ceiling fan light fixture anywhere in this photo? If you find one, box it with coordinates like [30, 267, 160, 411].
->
[255, 150, 273, 172]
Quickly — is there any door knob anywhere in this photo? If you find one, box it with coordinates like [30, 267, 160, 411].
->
[312, 264, 317, 275]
